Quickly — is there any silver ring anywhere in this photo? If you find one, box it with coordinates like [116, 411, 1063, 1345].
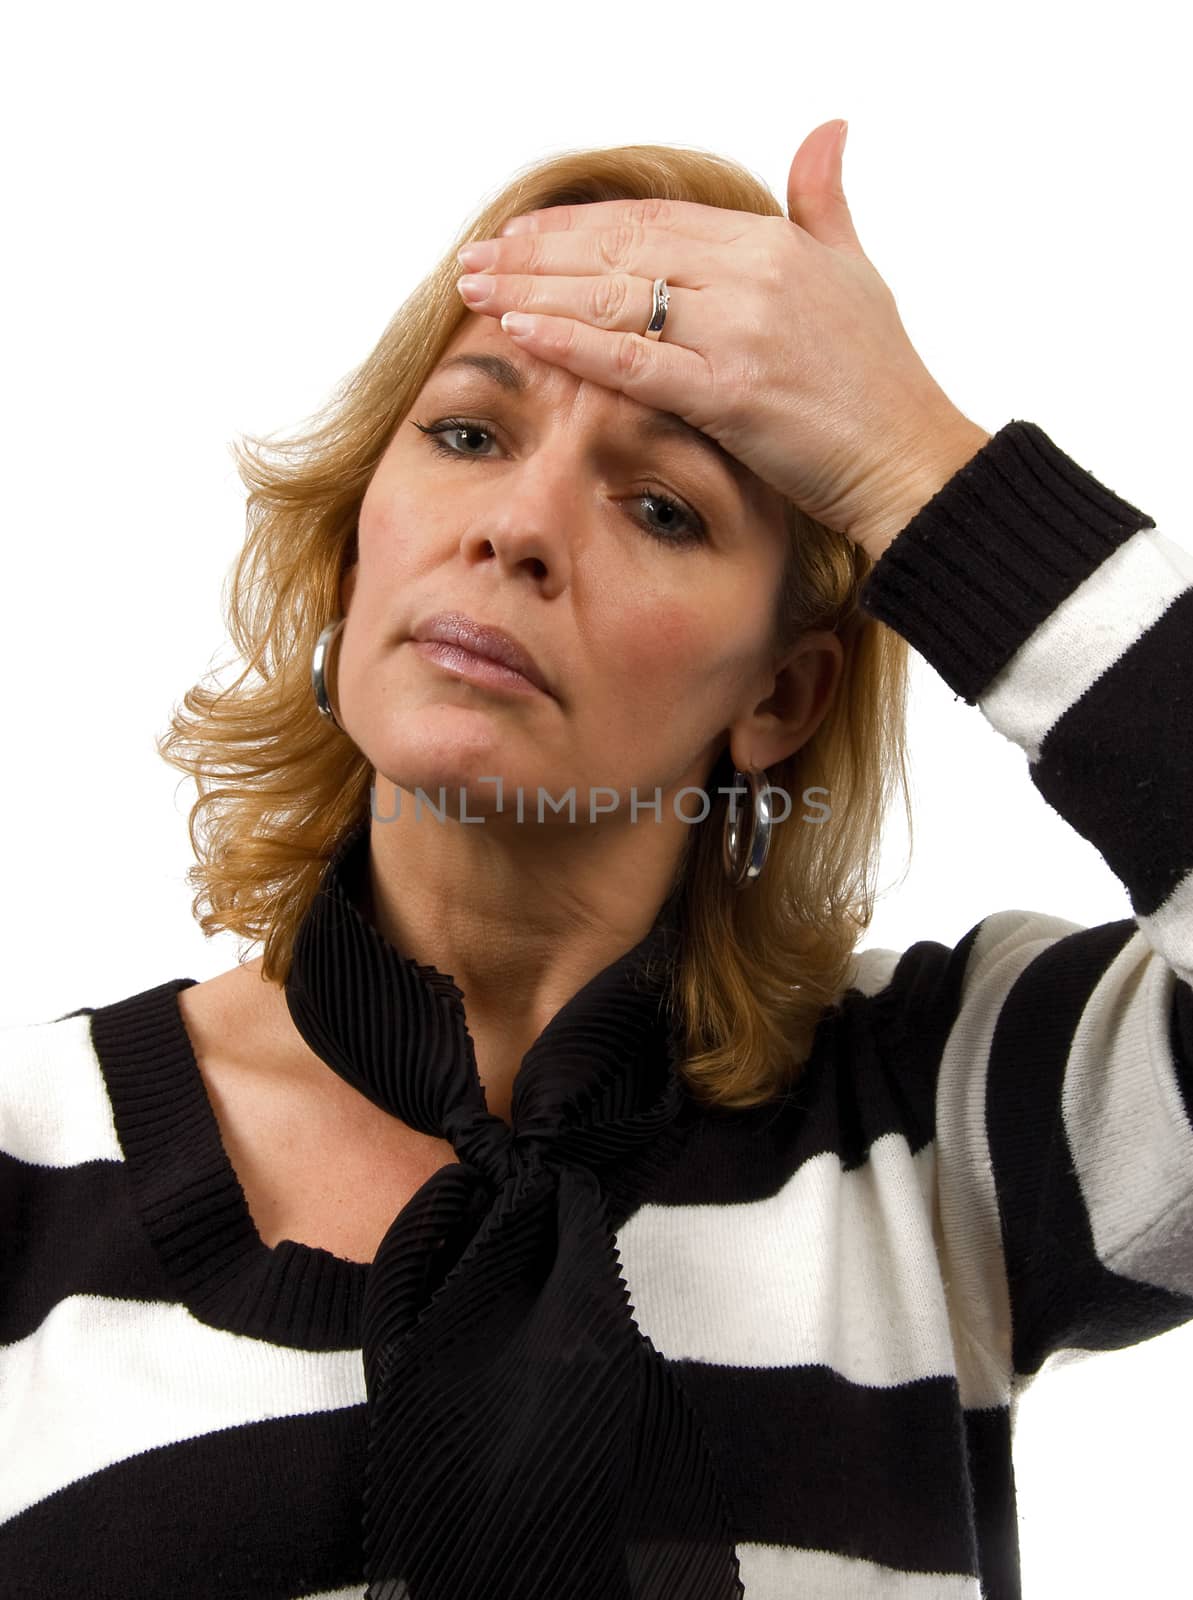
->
[643, 277, 670, 341]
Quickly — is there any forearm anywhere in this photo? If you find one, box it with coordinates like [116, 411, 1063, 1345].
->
[853, 418, 1193, 1384]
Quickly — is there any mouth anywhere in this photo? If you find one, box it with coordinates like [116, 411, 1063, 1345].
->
[410, 639, 547, 697]
[411, 612, 552, 697]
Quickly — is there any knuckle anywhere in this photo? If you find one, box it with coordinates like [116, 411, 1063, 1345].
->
[591, 274, 629, 324]
[612, 331, 648, 382]
[761, 223, 796, 281]
[761, 248, 787, 292]
[634, 196, 671, 229]
[599, 222, 639, 270]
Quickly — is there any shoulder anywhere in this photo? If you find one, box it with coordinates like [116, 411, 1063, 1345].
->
[0, 1004, 121, 1164]
[175, 957, 269, 1063]
[174, 957, 385, 1145]
[838, 907, 1096, 1042]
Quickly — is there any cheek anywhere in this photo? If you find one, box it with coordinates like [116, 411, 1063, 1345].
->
[631, 606, 700, 673]
[357, 443, 425, 559]
[609, 598, 736, 695]
[355, 487, 405, 570]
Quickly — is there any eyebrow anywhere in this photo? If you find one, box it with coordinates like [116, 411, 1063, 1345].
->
[428, 352, 752, 500]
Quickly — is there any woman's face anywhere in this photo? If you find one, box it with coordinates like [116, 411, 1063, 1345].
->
[337, 311, 803, 831]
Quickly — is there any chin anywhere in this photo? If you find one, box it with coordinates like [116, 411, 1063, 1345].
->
[367, 758, 531, 825]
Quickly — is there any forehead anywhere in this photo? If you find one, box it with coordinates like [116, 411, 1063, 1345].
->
[426, 319, 781, 521]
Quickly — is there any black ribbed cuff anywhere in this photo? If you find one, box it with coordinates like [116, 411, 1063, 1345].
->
[857, 420, 1157, 704]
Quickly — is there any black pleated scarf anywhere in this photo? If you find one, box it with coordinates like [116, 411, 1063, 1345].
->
[283, 819, 745, 1600]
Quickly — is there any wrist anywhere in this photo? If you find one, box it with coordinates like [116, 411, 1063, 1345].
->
[851, 419, 993, 565]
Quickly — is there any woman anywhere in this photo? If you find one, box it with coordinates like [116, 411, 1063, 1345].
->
[1, 120, 1189, 1600]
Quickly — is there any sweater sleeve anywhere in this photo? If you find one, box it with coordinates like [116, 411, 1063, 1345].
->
[856, 419, 1193, 1396]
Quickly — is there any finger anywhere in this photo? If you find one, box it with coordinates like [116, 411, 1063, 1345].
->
[785, 119, 864, 256]
[497, 308, 709, 421]
[458, 270, 703, 350]
[466, 224, 714, 292]
[500, 194, 754, 244]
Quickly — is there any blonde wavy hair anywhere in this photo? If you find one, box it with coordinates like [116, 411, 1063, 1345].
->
[157, 140, 914, 1114]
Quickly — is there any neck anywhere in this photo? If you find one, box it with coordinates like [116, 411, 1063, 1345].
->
[359, 774, 687, 1119]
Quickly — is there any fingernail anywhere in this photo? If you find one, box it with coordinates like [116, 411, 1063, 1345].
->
[457, 241, 497, 270]
[456, 274, 492, 304]
[839, 120, 849, 158]
[501, 312, 536, 338]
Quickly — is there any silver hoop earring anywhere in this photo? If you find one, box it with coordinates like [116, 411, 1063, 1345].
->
[722, 767, 774, 888]
[312, 618, 346, 731]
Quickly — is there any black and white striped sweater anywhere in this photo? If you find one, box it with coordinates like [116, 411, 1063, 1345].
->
[1, 421, 1190, 1600]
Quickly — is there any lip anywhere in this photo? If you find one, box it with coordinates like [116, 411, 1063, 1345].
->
[411, 612, 552, 696]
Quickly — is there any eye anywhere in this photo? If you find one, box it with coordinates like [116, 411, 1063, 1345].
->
[409, 414, 707, 545]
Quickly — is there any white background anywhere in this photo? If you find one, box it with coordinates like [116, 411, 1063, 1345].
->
[2, 2, 1189, 1593]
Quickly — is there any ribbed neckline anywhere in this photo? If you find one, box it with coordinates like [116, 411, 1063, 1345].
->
[87, 970, 701, 1352]
[90, 977, 370, 1350]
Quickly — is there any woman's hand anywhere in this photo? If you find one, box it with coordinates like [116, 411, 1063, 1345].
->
[454, 120, 990, 562]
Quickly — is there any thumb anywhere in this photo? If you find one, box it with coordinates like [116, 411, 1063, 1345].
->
[786, 119, 863, 255]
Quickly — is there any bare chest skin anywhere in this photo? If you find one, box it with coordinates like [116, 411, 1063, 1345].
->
[175, 957, 462, 1264]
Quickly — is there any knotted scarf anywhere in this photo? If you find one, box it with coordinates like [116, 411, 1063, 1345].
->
[283, 818, 745, 1600]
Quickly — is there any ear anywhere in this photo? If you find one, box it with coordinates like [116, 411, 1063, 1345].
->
[340, 560, 358, 616]
[729, 629, 844, 771]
